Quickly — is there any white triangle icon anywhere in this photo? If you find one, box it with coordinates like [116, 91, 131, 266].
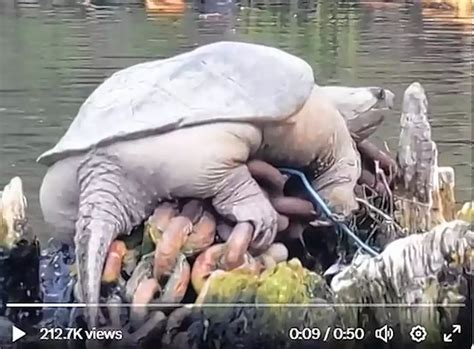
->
[12, 325, 26, 342]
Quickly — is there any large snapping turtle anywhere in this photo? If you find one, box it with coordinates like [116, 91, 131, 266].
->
[37, 41, 393, 326]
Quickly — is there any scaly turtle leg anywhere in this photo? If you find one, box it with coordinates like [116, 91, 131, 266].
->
[212, 165, 279, 254]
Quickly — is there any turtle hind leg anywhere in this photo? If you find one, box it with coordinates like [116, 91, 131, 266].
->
[39, 157, 82, 245]
[212, 165, 278, 254]
[74, 152, 148, 328]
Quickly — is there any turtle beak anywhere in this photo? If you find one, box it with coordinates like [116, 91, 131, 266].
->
[346, 88, 393, 142]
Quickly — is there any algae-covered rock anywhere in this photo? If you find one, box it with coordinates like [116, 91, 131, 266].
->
[255, 259, 336, 339]
[193, 268, 261, 348]
[194, 258, 337, 348]
[256, 259, 319, 304]
[198, 268, 260, 305]
[195, 259, 323, 307]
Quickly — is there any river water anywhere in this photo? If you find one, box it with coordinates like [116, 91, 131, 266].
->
[0, 0, 472, 239]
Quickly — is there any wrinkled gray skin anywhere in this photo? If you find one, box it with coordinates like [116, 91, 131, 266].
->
[38, 49, 393, 328]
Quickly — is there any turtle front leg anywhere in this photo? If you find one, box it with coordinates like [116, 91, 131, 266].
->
[212, 165, 279, 254]
[312, 138, 361, 220]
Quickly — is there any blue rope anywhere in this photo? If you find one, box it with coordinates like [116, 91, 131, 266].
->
[278, 167, 380, 257]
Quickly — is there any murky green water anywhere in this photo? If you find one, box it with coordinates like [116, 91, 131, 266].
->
[0, 0, 472, 237]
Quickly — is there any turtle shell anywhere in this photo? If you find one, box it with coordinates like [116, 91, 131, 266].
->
[37, 41, 315, 165]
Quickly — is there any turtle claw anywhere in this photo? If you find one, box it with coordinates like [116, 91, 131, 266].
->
[309, 219, 333, 228]
[330, 212, 346, 223]
[222, 222, 253, 270]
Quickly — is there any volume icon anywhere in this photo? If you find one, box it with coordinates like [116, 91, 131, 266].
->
[375, 325, 394, 343]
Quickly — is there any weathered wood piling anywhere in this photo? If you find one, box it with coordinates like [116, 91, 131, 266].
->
[0, 177, 27, 250]
[394, 82, 457, 233]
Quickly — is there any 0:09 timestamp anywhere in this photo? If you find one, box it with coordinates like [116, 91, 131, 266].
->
[288, 327, 365, 341]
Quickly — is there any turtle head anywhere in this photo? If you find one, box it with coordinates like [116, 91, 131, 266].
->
[318, 85, 395, 121]
[284, 87, 363, 221]
[317, 85, 395, 142]
[368, 87, 395, 111]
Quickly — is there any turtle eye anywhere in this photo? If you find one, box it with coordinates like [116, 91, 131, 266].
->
[377, 88, 385, 100]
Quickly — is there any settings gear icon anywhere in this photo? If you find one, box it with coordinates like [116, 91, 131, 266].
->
[410, 325, 427, 343]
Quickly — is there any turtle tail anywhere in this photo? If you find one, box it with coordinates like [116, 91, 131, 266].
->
[75, 153, 143, 327]
[75, 209, 117, 328]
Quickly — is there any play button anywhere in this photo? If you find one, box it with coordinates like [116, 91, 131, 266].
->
[12, 325, 26, 342]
